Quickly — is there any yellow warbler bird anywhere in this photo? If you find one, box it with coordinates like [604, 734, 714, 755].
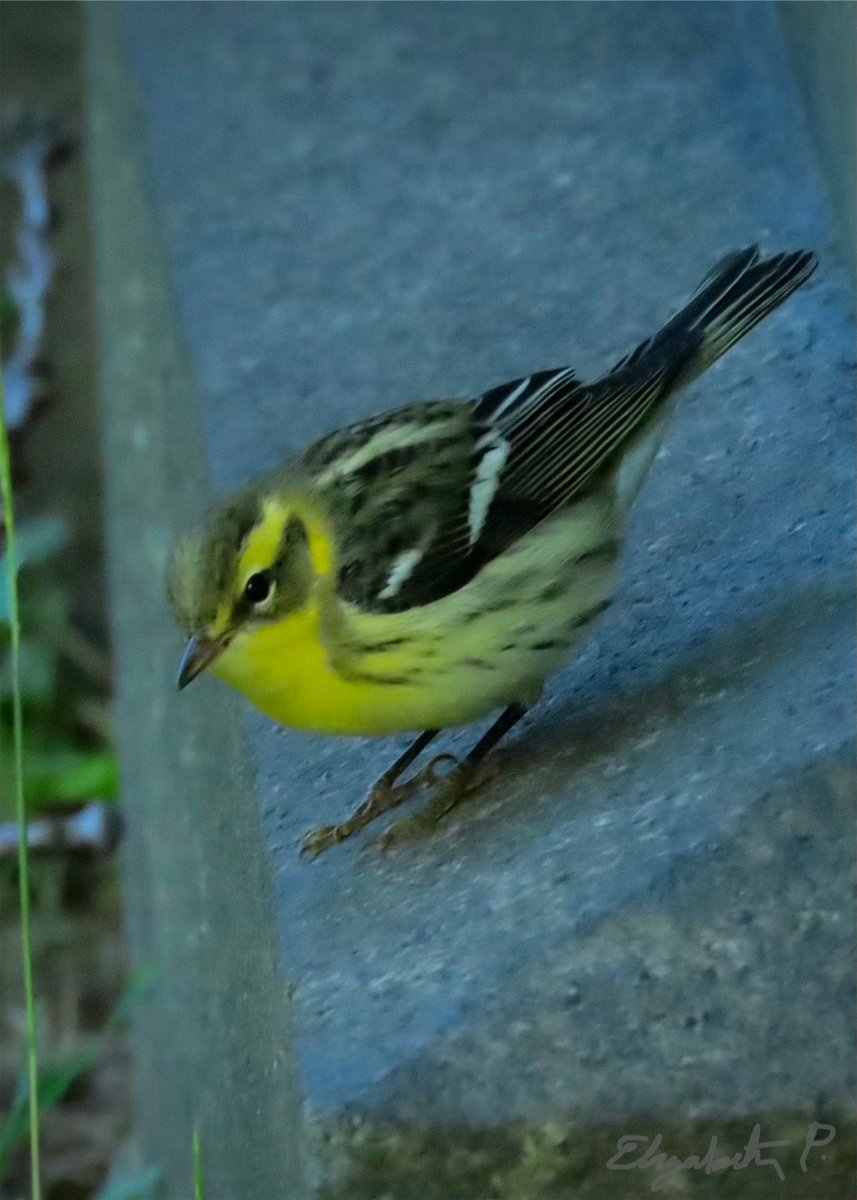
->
[168, 246, 816, 854]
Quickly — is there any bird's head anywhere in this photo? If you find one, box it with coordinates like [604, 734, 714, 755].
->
[167, 482, 332, 689]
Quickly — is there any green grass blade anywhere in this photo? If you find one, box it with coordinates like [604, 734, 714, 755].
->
[0, 967, 157, 1177]
[193, 1126, 205, 1200]
[0, 370, 41, 1198]
[0, 1049, 91, 1177]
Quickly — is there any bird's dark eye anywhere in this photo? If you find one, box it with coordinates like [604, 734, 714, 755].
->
[244, 571, 273, 604]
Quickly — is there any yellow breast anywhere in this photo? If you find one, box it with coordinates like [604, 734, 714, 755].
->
[210, 601, 483, 736]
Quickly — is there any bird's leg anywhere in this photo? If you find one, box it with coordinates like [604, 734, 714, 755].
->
[376, 704, 527, 849]
[300, 728, 439, 857]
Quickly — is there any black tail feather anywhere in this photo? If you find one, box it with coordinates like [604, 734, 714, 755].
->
[610, 246, 817, 380]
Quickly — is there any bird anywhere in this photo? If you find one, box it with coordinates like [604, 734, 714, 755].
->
[168, 245, 817, 856]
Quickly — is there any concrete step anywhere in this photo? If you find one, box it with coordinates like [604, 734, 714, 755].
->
[86, 3, 855, 1196]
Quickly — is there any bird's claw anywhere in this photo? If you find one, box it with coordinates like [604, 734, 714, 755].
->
[372, 757, 498, 851]
[423, 752, 462, 784]
[300, 752, 501, 857]
[299, 775, 425, 858]
[299, 823, 348, 858]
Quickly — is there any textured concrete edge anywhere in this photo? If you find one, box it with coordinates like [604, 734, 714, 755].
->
[310, 1112, 857, 1200]
[84, 5, 305, 1197]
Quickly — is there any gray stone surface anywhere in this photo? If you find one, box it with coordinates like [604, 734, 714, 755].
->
[89, 1, 855, 1196]
[86, 8, 303, 1197]
[779, 0, 857, 273]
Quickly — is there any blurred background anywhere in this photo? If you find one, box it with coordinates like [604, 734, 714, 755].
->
[1, 5, 131, 1198]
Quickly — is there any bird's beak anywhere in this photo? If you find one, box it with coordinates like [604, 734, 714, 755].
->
[177, 634, 226, 690]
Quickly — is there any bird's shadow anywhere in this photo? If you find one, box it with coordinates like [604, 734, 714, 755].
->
[380, 574, 852, 853]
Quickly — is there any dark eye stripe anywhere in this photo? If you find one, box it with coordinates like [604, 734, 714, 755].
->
[281, 515, 308, 552]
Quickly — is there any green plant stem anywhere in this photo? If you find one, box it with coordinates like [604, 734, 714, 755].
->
[193, 1126, 205, 1200]
[0, 376, 41, 1198]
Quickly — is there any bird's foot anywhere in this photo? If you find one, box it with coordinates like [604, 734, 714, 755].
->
[374, 754, 498, 851]
[299, 766, 430, 858]
[299, 820, 357, 859]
